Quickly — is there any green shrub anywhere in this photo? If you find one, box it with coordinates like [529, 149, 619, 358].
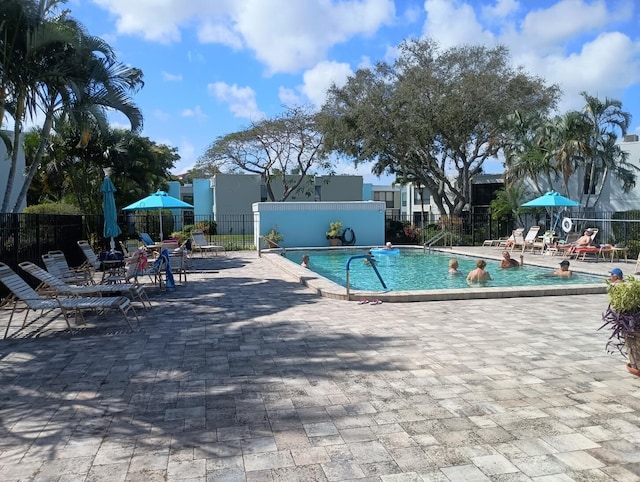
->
[23, 202, 82, 215]
[194, 220, 217, 235]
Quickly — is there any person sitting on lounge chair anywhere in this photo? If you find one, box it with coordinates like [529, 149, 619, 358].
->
[576, 229, 594, 247]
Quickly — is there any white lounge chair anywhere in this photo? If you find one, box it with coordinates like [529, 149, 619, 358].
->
[19, 261, 151, 310]
[0, 263, 139, 338]
[191, 230, 225, 257]
[42, 250, 93, 285]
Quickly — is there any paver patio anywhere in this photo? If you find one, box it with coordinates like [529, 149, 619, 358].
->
[1, 250, 639, 481]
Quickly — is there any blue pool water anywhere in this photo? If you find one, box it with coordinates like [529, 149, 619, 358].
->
[285, 249, 605, 291]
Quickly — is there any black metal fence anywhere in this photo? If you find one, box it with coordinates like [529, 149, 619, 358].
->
[0, 212, 256, 301]
[385, 210, 640, 256]
[2, 210, 639, 301]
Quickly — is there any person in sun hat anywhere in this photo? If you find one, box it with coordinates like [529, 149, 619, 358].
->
[609, 267, 624, 283]
[553, 259, 573, 277]
[384, 241, 394, 249]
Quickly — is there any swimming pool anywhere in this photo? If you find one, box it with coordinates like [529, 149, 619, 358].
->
[285, 248, 604, 290]
[265, 247, 608, 302]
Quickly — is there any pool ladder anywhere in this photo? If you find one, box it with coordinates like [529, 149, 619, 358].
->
[424, 231, 453, 251]
[345, 255, 387, 301]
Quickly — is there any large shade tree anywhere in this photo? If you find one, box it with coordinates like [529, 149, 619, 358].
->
[197, 106, 330, 202]
[318, 39, 560, 215]
[0, 0, 144, 213]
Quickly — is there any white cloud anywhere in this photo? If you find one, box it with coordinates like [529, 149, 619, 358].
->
[90, 0, 395, 74]
[301, 61, 353, 108]
[181, 105, 207, 120]
[153, 109, 171, 121]
[162, 71, 183, 82]
[171, 138, 197, 174]
[422, 0, 495, 48]
[278, 86, 302, 108]
[207, 81, 265, 120]
[481, 0, 519, 20]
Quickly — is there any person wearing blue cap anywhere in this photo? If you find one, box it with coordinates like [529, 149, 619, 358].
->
[609, 267, 624, 283]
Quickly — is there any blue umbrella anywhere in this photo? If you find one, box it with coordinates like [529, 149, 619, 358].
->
[122, 190, 194, 241]
[521, 190, 581, 208]
[101, 175, 121, 250]
[521, 191, 581, 232]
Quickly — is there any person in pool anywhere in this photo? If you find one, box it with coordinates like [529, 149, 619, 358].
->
[553, 259, 573, 277]
[448, 258, 460, 275]
[467, 259, 492, 283]
[384, 241, 394, 249]
[609, 267, 624, 283]
[301, 254, 309, 268]
[500, 251, 521, 269]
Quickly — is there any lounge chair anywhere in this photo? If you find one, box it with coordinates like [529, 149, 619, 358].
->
[0, 263, 139, 338]
[519, 226, 541, 252]
[42, 250, 93, 285]
[19, 261, 151, 310]
[191, 230, 225, 257]
[78, 240, 126, 283]
[497, 228, 525, 248]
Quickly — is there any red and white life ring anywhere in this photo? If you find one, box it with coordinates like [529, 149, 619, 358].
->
[561, 217, 573, 233]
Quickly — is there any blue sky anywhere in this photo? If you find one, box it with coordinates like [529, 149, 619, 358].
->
[66, 0, 640, 184]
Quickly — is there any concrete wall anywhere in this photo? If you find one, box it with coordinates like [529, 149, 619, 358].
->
[212, 174, 262, 218]
[0, 131, 26, 212]
[316, 175, 362, 201]
[253, 201, 386, 249]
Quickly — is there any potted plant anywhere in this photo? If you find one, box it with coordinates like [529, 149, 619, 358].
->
[264, 227, 284, 248]
[600, 275, 640, 376]
[326, 221, 343, 247]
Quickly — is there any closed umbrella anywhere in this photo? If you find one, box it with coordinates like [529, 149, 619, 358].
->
[521, 190, 581, 232]
[101, 175, 121, 251]
[122, 190, 194, 241]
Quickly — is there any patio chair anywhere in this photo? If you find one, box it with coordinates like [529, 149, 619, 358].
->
[19, 261, 151, 310]
[42, 250, 93, 285]
[78, 240, 126, 283]
[518, 226, 541, 252]
[497, 228, 525, 248]
[0, 263, 138, 339]
[190, 230, 225, 257]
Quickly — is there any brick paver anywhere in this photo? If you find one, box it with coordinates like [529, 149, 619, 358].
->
[1, 251, 639, 481]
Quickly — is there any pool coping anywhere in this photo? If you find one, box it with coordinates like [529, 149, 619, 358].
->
[262, 246, 609, 302]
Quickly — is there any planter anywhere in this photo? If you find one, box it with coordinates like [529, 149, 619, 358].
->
[266, 239, 280, 248]
[626, 363, 640, 377]
[328, 238, 340, 247]
[627, 334, 640, 371]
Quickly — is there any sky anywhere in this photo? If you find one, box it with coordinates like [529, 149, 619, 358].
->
[65, 0, 640, 184]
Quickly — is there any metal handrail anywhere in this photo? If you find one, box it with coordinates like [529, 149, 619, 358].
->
[424, 231, 453, 250]
[345, 255, 387, 301]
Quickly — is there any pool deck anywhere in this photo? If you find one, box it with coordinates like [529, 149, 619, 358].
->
[264, 245, 630, 302]
[1, 249, 640, 481]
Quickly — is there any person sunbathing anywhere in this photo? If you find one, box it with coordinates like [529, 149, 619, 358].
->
[576, 229, 594, 247]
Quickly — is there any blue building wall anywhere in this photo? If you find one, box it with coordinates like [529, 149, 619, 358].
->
[253, 201, 386, 249]
[193, 179, 213, 217]
[362, 183, 373, 201]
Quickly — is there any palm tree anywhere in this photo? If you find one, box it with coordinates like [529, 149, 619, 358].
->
[579, 91, 631, 208]
[1, 0, 144, 212]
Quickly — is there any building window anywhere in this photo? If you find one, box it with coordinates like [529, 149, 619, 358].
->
[315, 185, 321, 202]
[413, 188, 427, 204]
[374, 191, 394, 209]
[260, 185, 267, 202]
